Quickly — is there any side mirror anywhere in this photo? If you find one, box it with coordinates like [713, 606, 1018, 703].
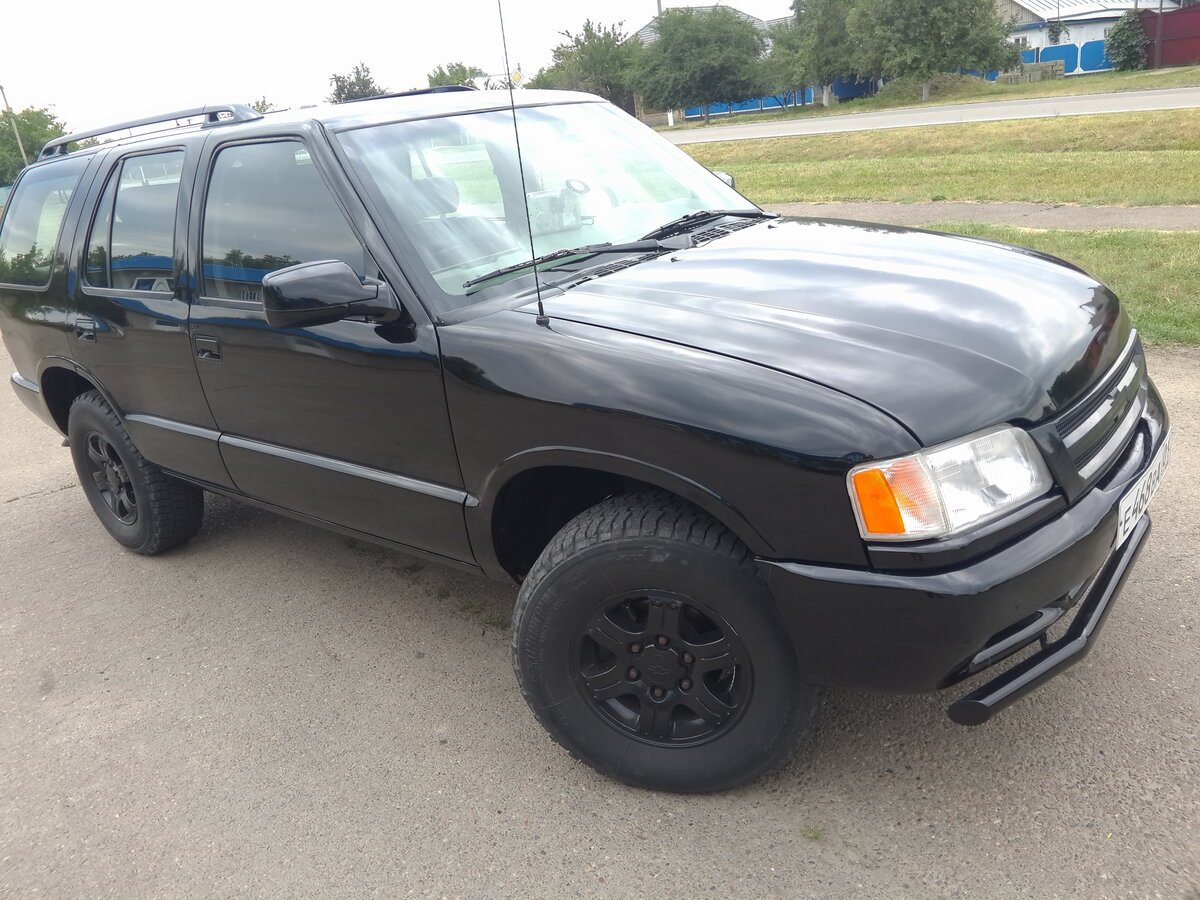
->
[262, 260, 400, 329]
[713, 171, 736, 189]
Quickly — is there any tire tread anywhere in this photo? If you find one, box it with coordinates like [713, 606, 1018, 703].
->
[511, 490, 789, 790]
[71, 391, 204, 555]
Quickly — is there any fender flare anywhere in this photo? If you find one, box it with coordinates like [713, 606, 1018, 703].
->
[466, 445, 773, 580]
[35, 356, 122, 434]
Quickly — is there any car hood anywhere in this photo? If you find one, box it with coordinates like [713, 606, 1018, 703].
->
[539, 218, 1129, 446]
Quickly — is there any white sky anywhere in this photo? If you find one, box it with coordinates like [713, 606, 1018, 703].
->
[3, 0, 790, 134]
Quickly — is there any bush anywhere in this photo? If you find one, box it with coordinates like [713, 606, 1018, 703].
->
[1106, 11, 1148, 71]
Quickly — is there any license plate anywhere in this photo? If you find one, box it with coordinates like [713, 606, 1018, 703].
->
[1116, 431, 1170, 546]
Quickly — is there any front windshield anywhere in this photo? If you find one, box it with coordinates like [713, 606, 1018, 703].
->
[336, 101, 754, 311]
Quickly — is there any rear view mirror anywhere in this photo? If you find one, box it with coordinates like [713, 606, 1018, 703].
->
[713, 171, 736, 189]
[262, 260, 400, 329]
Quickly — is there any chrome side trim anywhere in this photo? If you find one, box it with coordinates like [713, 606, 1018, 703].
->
[126, 413, 220, 441]
[10, 372, 39, 393]
[1078, 393, 1144, 480]
[219, 433, 473, 505]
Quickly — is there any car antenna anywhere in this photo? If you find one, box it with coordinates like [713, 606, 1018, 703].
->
[497, 0, 549, 327]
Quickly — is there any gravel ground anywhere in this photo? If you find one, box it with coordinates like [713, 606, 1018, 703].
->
[765, 201, 1200, 231]
[1, 341, 1197, 899]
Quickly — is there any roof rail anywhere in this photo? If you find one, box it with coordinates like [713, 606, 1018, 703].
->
[340, 84, 479, 104]
[39, 103, 263, 160]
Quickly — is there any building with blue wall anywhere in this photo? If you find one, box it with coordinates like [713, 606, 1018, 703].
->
[998, 0, 1180, 74]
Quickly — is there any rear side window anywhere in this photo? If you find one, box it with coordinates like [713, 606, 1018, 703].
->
[0, 157, 89, 287]
[85, 150, 183, 291]
[201, 140, 367, 303]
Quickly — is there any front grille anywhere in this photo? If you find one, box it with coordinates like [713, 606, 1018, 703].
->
[1053, 331, 1144, 482]
[1055, 356, 1133, 439]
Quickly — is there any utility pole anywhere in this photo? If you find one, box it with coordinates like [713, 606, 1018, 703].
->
[0, 85, 29, 167]
[656, 0, 674, 127]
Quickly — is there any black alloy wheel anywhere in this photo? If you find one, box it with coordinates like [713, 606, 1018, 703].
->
[68, 390, 205, 555]
[512, 490, 815, 793]
[84, 431, 138, 525]
[575, 591, 751, 746]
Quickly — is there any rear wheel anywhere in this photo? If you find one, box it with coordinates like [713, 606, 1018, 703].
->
[68, 391, 204, 555]
[512, 491, 815, 792]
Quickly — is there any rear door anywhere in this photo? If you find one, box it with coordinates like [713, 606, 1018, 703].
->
[186, 130, 472, 563]
[67, 141, 233, 487]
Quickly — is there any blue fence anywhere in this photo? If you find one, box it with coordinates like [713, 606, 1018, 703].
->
[684, 76, 874, 119]
[682, 36, 1116, 119]
[1023, 39, 1113, 73]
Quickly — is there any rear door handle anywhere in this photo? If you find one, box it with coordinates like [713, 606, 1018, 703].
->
[74, 317, 97, 343]
[194, 336, 222, 361]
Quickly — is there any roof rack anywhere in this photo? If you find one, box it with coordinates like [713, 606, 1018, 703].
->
[340, 84, 479, 104]
[39, 103, 263, 160]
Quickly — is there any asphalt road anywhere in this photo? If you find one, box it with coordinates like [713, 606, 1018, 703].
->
[1, 340, 1197, 898]
[664, 86, 1200, 145]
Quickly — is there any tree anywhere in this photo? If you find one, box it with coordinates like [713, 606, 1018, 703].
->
[792, 0, 854, 107]
[848, 0, 1018, 102]
[1, 106, 67, 184]
[327, 63, 387, 103]
[249, 97, 276, 113]
[527, 21, 642, 114]
[427, 62, 486, 88]
[635, 8, 766, 122]
[761, 21, 810, 112]
[480, 75, 517, 91]
[1106, 10, 1148, 71]
[1046, 20, 1070, 45]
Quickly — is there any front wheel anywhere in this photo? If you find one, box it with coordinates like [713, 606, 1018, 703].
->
[511, 491, 815, 792]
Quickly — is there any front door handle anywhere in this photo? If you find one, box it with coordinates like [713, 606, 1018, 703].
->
[74, 317, 97, 343]
[194, 336, 222, 361]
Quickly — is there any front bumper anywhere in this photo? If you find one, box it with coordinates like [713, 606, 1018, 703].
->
[758, 376, 1168, 716]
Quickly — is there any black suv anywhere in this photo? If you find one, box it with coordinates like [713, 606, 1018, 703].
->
[0, 89, 1170, 792]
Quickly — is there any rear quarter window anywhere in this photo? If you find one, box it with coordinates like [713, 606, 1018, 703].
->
[0, 157, 89, 287]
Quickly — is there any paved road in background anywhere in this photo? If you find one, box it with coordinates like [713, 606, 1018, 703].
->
[765, 201, 1200, 231]
[1, 339, 1198, 897]
[665, 86, 1200, 145]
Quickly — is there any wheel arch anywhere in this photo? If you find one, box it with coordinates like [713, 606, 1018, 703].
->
[37, 359, 116, 434]
[469, 447, 771, 582]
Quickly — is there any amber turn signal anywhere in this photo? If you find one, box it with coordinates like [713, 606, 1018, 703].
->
[850, 468, 905, 535]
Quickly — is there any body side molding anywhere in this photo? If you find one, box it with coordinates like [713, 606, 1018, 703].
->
[126, 413, 220, 441]
[219, 433, 476, 506]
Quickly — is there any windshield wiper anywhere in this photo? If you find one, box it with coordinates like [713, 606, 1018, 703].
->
[641, 208, 776, 241]
[463, 239, 677, 290]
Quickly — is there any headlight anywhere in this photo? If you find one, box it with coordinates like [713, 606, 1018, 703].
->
[848, 426, 1052, 541]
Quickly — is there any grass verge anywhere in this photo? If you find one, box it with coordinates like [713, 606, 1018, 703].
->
[930, 224, 1200, 345]
[660, 66, 1200, 132]
[683, 110, 1200, 205]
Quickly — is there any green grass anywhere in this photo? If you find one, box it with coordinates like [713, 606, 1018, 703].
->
[930, 224, 1200, 345]
[683, 110, 1200, 205]
[661, 66, 1200, 132]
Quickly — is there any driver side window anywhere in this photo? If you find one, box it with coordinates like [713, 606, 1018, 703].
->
[201, 140, 369, 303]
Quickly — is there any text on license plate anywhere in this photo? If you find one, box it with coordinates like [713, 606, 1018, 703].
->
[1116, 431, 1170, 546]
